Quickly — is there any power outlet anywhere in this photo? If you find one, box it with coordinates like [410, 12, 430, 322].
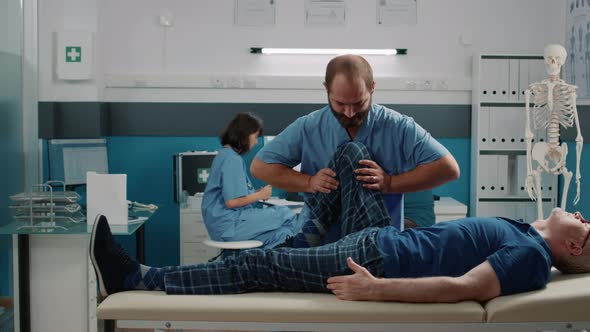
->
[436, 80, 449, 90]
[209, 76, 224, 88]
[420, 80, 433, 90]
[227, 76, 241, 88]
[405, 80, 417, 90]
[243, 77, 256, 88]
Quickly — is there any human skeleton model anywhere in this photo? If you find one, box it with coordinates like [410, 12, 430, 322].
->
[524, 44, 583, 219]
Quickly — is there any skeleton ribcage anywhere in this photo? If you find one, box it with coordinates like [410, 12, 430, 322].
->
[530, 83, 576, 130]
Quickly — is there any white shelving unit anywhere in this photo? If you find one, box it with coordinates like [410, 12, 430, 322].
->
[471, 55, 557, 222]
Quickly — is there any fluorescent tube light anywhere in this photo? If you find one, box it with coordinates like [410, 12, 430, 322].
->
[250, 48, 407, 55]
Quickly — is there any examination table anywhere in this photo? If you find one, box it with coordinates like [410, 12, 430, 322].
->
[97, 269, 590, 332]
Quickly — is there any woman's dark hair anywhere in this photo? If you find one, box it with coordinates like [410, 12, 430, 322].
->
[220, 112, 264, 154]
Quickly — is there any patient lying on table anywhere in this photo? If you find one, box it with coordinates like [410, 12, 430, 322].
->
[90, 143, 590, 303]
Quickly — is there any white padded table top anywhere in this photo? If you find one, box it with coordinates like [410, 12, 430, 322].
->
[97, 272, 590, 325]
[485, 270, 590, 323]
[98, 291, 485, 324]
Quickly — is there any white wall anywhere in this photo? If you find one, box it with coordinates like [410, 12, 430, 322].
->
[38, 0, 566, 104]
[0, 0, 21, 54]
[38, 0, 100, 101]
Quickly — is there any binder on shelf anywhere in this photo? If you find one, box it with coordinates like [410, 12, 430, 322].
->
[488, 107, 525, 150]
[478, 155, 494, 196]
[478, 201, 517, 219]
[481, 59, 509, 102]
[541, 172, 555, 197]
[514, 154, 529, 197]
[509, 59, 520, 102]
[478, 106, 491, 150]
[497, 155, 509, 196]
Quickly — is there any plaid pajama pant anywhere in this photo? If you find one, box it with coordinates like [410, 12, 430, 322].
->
[164, 142, 393, 295]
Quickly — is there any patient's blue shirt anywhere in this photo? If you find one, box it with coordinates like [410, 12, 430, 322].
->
[256, 103, 449, 227]
[376, 217, 553, 295]
[202, 147, 302, 248]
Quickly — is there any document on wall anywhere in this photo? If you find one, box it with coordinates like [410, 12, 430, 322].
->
[235, 0, 276, 26]
[305, 0, 346, 26]
[376, 0, 417, 26]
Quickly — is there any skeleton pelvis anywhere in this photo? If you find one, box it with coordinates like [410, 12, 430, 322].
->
[532, 142, 563, 168]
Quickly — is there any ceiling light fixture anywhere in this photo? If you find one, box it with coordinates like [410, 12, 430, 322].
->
[250, 47, 407, 55]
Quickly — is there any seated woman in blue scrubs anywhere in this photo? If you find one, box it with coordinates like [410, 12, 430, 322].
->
[201, 112, 303, 249]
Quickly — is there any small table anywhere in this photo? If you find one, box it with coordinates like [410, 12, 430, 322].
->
[0, 209, 153, 332]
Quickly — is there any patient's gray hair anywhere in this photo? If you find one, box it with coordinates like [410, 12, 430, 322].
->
[553, 249, 590, 274]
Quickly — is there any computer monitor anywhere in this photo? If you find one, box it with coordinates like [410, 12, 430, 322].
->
[48, 139, 109, 185]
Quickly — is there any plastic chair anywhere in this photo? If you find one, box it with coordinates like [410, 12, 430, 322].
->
[203, 237, 263, 261]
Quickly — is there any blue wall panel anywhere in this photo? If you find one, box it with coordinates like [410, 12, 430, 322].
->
[102, 136, 472, 266]
[563, 142, 590, 218]
[107, 136, 220, 266]
[106, 136, 264, 266]
[100, 137, 590, 266]
[433, 138, 471, 209]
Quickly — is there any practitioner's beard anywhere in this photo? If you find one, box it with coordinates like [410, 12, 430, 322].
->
[329, 98, 371, 129]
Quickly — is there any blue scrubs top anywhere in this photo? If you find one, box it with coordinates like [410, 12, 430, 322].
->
[256, 104, 449, 226]
[376, 217, 553, 295]
[202, 147, 303, 248]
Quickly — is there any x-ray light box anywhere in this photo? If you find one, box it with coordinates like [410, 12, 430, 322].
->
[49, 139, 109, 185]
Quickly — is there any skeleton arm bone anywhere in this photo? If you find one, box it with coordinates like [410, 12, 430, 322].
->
[572, 91, 583, 205]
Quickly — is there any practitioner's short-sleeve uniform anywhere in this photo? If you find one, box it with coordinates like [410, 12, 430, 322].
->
[256, 104, 449, 224]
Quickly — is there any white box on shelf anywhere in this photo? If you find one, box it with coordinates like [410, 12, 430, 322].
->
[86, 172, 127, 228]
[434, 197, 467, 223]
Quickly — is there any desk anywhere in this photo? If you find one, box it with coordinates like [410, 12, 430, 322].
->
[434, 197, 468, 223]
[0, 214, 150, 332]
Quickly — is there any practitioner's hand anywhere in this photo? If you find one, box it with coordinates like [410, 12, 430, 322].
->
[326, 257, 380, 301]
[308, 168, 339, 194]
[256, 185, 272, 201]
[355, 160, 388, 191]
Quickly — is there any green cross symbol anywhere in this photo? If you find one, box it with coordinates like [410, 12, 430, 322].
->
[197, 168, 211, 184]
[65, 46, 82, 62]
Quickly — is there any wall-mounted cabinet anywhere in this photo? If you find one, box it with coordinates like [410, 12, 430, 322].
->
[471, 55, 557, 221]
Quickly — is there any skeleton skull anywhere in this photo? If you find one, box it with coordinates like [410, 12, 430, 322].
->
[543, 44, 567, 76]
